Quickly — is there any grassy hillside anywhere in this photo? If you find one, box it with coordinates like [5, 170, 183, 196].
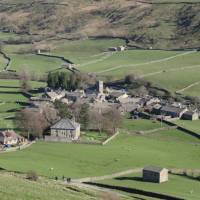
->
[0, 172, 101, 200]
[0, 79, 46, 130]
[97, 173, 200, 200]
[0, 129, 199, 178]
[0, 0, 200, 49]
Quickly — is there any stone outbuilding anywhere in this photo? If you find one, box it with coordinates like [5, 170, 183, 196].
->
[160, 106, 187, 118]
[46, 118, 80, 142]
[182, 111, 199, 120]
[143, 166, 168, 183]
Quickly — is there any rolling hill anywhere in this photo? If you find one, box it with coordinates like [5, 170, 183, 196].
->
[0, 0, 200, 50]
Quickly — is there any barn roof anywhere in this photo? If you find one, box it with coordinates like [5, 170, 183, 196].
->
[51, 118, 79, 130]
[160, 106, 185, 115]
[143, 166, 166, 173]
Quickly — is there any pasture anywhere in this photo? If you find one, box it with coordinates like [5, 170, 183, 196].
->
[97, 173, 200, 200]
[0, 79, 46, 129]
[0, 129, 199, 178]
[123, 119, 166, 132]
[0, 54, 7, 70]
[1, 34, 200, 96]
[0, 172, 102, 200]
[174, 120, 200, 135]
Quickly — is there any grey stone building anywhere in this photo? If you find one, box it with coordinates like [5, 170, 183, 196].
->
[160, 106, 187, 118]
[143, 166, 168, 183]
[46, 118, 80, 142]
[182, 111, 199, 120]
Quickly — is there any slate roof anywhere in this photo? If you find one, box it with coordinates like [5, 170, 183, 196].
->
[0, 130, 22, 140]
[183, 111, 197, 116]
[110, 92, 125, 98]
[51, 118, 80, 130]
[143, 166, 166, 173]
[160, 106, 185, 115]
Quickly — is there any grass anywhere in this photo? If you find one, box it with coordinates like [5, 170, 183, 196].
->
[123, 119, 166, 132]
[9, 54, 64, 75]
[174, 120, 200, 135]
[0, 79, 46, 129]
[81, 131, 108, 142]
[0, 54, 7, 70]
[0, 171, 101, 200]
[0, 129, 199, 178]
[51, 38, 125, 64]
[97, 173, 200, 200]
[182, 83, 200, 97]
[2, 37, 200, 96]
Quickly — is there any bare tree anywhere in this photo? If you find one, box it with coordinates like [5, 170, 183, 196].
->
[41, 103, 59, 126]
[103, 107, 122, 134]
[19, 69, 32, 92]
[16, 108, 47, 139]
[89, 109, 104, 134]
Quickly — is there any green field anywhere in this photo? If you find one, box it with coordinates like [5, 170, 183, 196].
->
[0, 172, 102, 200]
[0, 79, 46, 129]
[174, 120, 200, 135]
[0, 129, 199, 178]
[123, 119, 166, 132]
[97, 173, 200, 200]
[1, 37, 200, 96]
[0, 54, 7, 70]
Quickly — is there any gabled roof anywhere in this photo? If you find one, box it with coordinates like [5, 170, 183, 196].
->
[183, 111, 198, 116]
[0, 130, 21, 139]
[51, 118, 80, 130]
[143, 166, 167, 173]
[160, 106, 186, 114]
[110, 91, 126, 98]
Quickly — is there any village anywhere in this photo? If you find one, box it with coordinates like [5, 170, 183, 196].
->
[1, 76, 199, 146]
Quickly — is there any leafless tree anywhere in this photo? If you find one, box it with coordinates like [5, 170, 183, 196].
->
[41, 103, 59, 126]
[19, 69, 32, 92]
[102, 107, 122, 134]
[89, 109, 104, 134]
[16, 108, 47, 139]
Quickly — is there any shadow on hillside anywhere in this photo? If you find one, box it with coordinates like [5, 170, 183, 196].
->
[115, 176, 144, 182]
[0, 86, 19, 89]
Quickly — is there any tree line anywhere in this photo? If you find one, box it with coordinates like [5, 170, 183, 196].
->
[15, 100, 122, 139]
[47, 71, 95, 91]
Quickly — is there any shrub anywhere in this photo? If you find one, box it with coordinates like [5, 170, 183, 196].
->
[26, 170, 38, 181]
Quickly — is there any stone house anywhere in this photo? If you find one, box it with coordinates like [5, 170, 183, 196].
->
[46, 91, 66, 102]
[117, 46, 126, 51]
[143, 166, 168, 183]
[47, 118, 80, 142]
[108, 91, 128, 103]
[182, 111, 199, 120]
[160, 106, 187, 118]
[0, 130, 24, 145]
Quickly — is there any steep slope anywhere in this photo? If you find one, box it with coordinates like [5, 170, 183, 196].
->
[0, 0, 200, 49]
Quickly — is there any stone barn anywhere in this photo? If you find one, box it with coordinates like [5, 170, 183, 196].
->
[46, 118, 80, 142]
[182, 111, 199, 120]
[143, 166, 168, 183]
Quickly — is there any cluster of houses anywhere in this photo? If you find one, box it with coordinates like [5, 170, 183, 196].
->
[0, 130, 25, 147]
[31, 80, 200, 122]
[27, 80, 200, 142]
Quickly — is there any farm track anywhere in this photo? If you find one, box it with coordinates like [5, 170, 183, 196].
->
[72, 168, 142, 183]
[142, 64, 200, 78]
[176, 81, 200, 94]
[96, 51, 196, 74]
[77, 52, 114, 68]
